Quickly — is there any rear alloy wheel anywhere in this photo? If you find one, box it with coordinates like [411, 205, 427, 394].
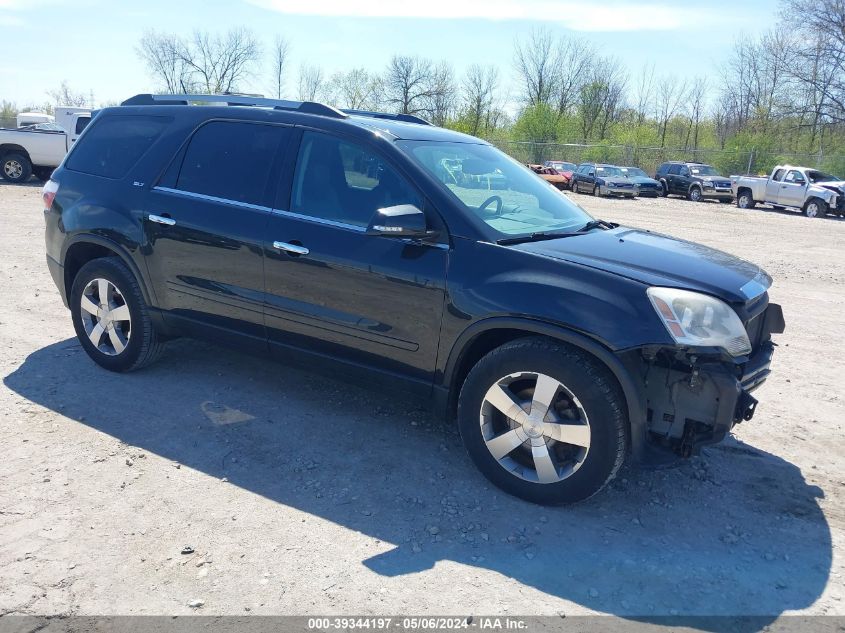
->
[458, 337, 627, 505]
[737, 191, 756, 209]
[1, 153, 32, 183]
[804, 199, 827, 218]
[70, 257, 165, 372]
[689, 186, 703, 202]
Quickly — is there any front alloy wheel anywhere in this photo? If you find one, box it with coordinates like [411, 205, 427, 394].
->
[458, 337, 627, 505]
[480, 372, 591, 484]
[689, 186, 703, 202]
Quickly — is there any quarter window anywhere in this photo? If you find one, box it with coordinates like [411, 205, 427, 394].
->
[290, 131, 421, 228]
[65, 114, 171, 179]
[176, 121, 289, 206]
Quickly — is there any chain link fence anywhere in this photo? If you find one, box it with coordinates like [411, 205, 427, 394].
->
[489, 140, 829, 177]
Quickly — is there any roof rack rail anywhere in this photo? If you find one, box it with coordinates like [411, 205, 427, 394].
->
[120, 93, 347, 120]
[341, 109, 432, 126]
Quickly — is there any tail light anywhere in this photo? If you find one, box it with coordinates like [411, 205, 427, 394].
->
[42, 179, 59, 210]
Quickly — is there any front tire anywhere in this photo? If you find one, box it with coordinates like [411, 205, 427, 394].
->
[1, 153, 32, 183]
[70, 257, 165, 372]
[688, 186, 703, 202]
[804, 198, 827, 218]
[593, 184, 602, 197]
[457, 337, 627, 505]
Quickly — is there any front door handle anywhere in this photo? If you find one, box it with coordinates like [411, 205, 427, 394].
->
[273, 241, 309, 256]
[149, 214, 176, 226]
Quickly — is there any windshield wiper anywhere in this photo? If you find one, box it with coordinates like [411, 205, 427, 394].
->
[496, 219, 619, 245]
[576, 218, 618, 233]
[496, 231, 581, 245]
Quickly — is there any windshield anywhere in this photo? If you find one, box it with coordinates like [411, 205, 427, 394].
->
[398, 141, 591, 238]
[596, 166, 623, 177]
[689, 164, 719, 176]
[621, 167, 648, 178]
[807, 170, 840, 183]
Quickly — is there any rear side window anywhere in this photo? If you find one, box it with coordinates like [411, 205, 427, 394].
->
[75, 116, 91, 134]
[667, 164, 681, 175]
[176, 121, 289, 206]
[66, 114, 170, 179]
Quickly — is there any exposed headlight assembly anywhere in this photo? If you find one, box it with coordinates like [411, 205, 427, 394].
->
[647, 287, 751, 356]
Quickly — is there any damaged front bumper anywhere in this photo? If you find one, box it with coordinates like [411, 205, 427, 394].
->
[630, 302, 785, 460]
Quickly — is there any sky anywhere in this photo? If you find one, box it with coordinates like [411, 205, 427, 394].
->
[1, 0, 780, 110]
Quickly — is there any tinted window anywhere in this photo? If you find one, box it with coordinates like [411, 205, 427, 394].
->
[773, 169, 786, 181]
[66, 114, 170, 179]
[75, 116, 91, 134]
[667, 164, 681, 175]
[291, 131, 421, 228]
[176, 121, 288, 206]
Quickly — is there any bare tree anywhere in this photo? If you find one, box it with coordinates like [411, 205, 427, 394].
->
[381, 55, 453, 119]
[577, 57, 627, 141]
[179, 28, 261, 94]
[327, 68, 380, 110]
[269, 36, 290, 99]
[138, 28, 261, 95]
[554, 37, 594, 116]
[684, 80, 707, 150]
[47, 81, 89, 107]
[513, 28, 559, 107]
[137, 30, 196, 93]
[298, 64, 325, 101]
[654, 75, 687, 147]
[461, 64, 499, 136]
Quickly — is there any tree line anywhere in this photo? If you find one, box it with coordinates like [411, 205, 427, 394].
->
[6, 0, 845, 175]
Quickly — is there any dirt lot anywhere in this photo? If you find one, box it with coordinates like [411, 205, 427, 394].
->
[1, 181, 843, 620]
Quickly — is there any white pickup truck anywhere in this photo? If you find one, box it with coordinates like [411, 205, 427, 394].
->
[732, 165, 845, 218]
[0, 110, 91, 183]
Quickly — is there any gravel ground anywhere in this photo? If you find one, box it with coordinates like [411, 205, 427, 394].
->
[0, 181, 843, 620]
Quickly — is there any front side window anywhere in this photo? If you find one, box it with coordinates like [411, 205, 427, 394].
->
[176, 121, 289, 206]
[398, 140, 591, 239]
[290, 131, 421, 228]
[785, 170, 805, 183]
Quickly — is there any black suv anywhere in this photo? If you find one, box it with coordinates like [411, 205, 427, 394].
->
[43, 94, 785, 505]
[655, 161, 734, 203]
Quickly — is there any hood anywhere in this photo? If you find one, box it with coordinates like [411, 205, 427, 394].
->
[601, 178, 632, 186]
[512, 227, 771, 304]
[628, 175, 659, 185]
[818, 180, 845, 193]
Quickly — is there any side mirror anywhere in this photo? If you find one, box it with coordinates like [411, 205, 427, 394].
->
[366, 204, 438, 240]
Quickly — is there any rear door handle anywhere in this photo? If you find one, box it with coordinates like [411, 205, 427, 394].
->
[149, 214, 175, 226]
[273, 241, 309, 256]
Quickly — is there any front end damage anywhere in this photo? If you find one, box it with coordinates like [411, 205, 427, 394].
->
[629, 301, 785, 459]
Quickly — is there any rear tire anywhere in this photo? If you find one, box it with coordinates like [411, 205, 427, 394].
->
[70, 257, 165, 372]
[1, 153, 32, 183]
[33, 166, 54, 181]
[737, 191, 756, 209]
[457, 337, 627, 505]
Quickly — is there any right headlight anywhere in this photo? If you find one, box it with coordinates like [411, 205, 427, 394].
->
[647, 287, 751, 356]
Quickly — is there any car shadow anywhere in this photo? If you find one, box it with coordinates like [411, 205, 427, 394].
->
[4, 338, 832, 628]
[754, 205, 845, 221]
